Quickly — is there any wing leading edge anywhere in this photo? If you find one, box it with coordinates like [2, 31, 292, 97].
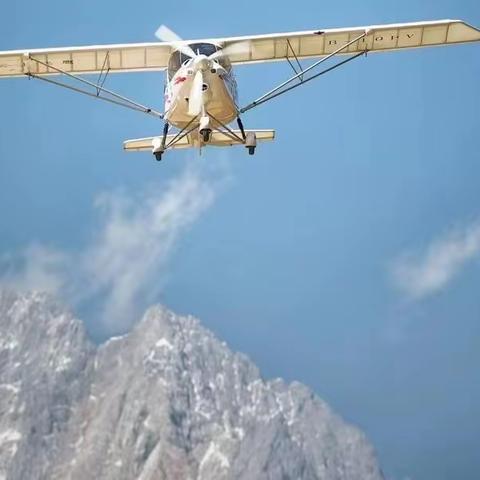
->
[221, 19, 480, 64]
[0, 19, 478, 78]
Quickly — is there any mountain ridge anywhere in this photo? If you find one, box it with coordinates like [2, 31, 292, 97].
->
[0, 289, 384, 479]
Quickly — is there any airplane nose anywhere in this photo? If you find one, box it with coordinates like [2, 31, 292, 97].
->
[194, 55, 209, 71]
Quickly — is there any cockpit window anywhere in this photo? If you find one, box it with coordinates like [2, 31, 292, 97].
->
[190, 43, 218, 57]
[167, 42, 231, 80]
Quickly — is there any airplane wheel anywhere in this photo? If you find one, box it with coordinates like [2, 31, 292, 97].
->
[201, 129, 212, 142]
[245, 132, 257, 156]
[155, 152, 163, 161]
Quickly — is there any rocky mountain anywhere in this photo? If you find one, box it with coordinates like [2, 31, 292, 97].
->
[0, 290, 384, 480]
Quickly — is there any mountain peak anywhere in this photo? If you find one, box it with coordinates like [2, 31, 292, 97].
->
[134, 303, 199, 339]
[0, 290, 384, 479]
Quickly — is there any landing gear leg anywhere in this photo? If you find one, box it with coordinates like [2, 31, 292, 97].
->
[237, 117, 255, 154]
[237, 117, 246, 140]
[160, 122, 169, 150]
[154, 122, 169, 162]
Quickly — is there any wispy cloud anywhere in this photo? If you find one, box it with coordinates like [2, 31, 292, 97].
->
[0, 161, 225, 335]
[1, 245, 70, 295]
[391, 220, 480, 299]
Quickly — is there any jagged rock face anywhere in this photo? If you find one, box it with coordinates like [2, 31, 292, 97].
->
[0, 290, 384, 480]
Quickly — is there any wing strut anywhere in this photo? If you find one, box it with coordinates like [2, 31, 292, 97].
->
[208, 111, 246, 144]
[239, 31, 367, 114]
[25, 55, 164, 119]
[165, 116, 198, 148]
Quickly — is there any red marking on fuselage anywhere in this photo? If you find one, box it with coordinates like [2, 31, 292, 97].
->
[174, 76, 187, 85]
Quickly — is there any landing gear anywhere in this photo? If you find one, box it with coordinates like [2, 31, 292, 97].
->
[237, 117, 256, 154]
[153, 122, 169, 162]
[237, 117, 247, 141]
[245, 131, 257, 156]
[200, 128, 212, 142]
[199, 115, 212, 143]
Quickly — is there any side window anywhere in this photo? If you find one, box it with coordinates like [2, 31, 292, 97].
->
[168, 51, 190, 81]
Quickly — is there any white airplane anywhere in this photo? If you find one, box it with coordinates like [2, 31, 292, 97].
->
[0, 19, 479, 161]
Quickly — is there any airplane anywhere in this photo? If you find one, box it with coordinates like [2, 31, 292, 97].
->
[0, 19, 479, 161]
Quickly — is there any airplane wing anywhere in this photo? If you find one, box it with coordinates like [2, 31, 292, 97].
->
[0, 42, 173, 78]
[219, 19, 480, 65]
[1, 19, 478, 79]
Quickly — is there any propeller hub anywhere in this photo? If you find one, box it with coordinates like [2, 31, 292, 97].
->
[193, 55, 210, 71]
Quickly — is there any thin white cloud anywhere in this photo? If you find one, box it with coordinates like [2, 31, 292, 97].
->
[0, 161, 224, 335]
[1, 245, 69, 296]
[391, 220, 480, 299]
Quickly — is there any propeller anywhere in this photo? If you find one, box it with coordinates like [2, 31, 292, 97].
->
[208, 41, 251, 60]
[155, 25, 196, 59]
[156, 25, 250, 61]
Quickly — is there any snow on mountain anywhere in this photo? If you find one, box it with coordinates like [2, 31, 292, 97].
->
[0, 290, 384, 479]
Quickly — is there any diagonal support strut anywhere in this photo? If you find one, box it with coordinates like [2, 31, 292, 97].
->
[25, 55, 164, 119]
[239, 32, 368, 114]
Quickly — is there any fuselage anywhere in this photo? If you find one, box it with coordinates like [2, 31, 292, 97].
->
[163, 43, 238, 129]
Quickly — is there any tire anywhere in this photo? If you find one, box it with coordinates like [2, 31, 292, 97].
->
[201, 129, 212, 142]
[245, 132, 257, 156]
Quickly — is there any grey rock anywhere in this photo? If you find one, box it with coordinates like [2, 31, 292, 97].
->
[0, 290, 384, 480]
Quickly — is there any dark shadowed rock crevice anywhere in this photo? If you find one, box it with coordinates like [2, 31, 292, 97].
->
[0, 290, 384, 480]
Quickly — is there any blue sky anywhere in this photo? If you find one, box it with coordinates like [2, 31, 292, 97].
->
[1, 1, 479, 479]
